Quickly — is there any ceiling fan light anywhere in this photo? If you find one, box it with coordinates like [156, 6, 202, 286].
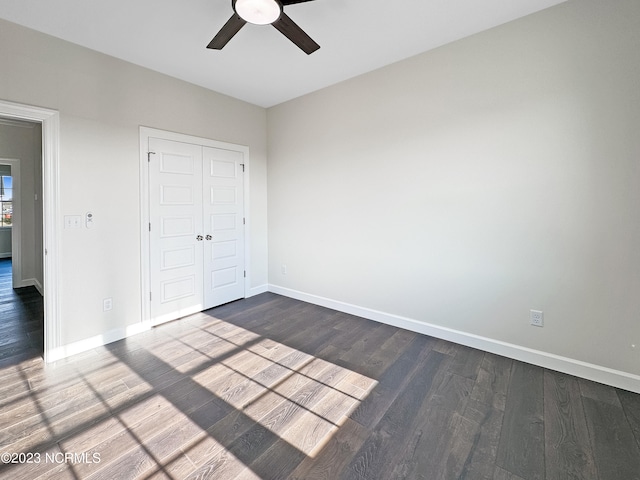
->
[235, 0, 281, 25]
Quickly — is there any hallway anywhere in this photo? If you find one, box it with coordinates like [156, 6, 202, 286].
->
[0, 258, 43, 364]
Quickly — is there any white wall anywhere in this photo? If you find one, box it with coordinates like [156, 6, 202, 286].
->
[0, 19, 268, 348]
[267, 0, 640, 381]
[1, 0, 638, 388]
[0, 120, 43, 282]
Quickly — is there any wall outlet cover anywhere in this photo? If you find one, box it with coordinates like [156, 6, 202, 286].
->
[530, 309, 544, 327]
[103, 298, 113, 312]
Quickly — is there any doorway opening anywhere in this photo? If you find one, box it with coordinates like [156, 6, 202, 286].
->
[0, 152, 44, 360]
[0, 100, 60, 364]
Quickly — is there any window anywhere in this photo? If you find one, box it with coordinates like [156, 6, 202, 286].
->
[0, 175, 12, 227]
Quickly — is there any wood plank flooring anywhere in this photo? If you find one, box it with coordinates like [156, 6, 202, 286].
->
[0, 258, 43, 362]
[1, 288, 640, 479]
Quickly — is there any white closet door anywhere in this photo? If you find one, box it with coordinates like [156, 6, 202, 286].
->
[203, 146, 245, 308]
[148, 137, 246, 326]
[149, 137, 204, 325]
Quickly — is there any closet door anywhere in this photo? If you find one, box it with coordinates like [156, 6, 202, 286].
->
[202, 146, 245, 308]
[149, 137, 204, 325]
[148, 137, 246, 325]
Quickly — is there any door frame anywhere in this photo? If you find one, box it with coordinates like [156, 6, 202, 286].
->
[0, 99, 61, 364]
[139, 126, 251, 325]
[0, 158, 22, 286]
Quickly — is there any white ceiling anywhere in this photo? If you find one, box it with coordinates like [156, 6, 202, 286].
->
[0, 0, 566, 108]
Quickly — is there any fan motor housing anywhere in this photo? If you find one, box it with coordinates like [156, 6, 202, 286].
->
[233, 0, 283, 25]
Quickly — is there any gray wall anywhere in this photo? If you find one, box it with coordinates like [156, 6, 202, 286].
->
[2, 0, 638, 383]
[267, 0, 640, 376]
[0, 18, 269, 347]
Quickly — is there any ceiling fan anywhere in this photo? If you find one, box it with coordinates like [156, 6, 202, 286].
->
[207, 0, 320, 55]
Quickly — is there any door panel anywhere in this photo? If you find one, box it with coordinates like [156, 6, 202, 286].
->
[149, 137, 204, 325]
[149, 138, 245, 325]
[203, 146, 245, 308]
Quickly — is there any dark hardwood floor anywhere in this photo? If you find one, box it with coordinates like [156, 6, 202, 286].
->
[0, 258, 43, 362]
[1, 289, 639, 479]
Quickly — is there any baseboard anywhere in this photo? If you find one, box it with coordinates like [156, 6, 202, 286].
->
[16, 277, 44, 295]
[19, 277, 43, 295]
[47, 284, 268, 363]
[33, 279, 43, 296]
[268, 284, 640, 394]
[247, 284, 269, 297]
[0, 252, 11, 259]
[47, 322, 150, 363]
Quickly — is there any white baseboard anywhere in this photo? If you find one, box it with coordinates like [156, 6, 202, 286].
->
[18, 277, 43, 295]
[0, 252, 11, 259]
[247, 284, 269, 297]
[47, 322, 151, 363]
[33, 279, 43, 296]
[268, 284, 640, 394]
[46, 284, 270, 364]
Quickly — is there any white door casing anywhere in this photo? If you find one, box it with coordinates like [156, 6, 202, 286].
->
[146, 132, 247, 326]
[0, 100, 60, 364]
[0, 159, 22, 286]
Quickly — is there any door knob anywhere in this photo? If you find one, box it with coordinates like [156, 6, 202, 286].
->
[196, 235, 203, 241]
[205, 235, 212, 241]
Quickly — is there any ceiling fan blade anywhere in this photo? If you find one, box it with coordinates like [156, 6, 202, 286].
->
[207, 14, 246, 50]
[281, 0, 316, 5]
[272, 12, 320, 55]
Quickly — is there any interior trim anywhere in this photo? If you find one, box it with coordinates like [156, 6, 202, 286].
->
[139, 126, 252, 326]
[268, 284, 640, 394]
[47, 321, 150, 363]
[0, 158, 22, 287]
[0, 99, 60, 364]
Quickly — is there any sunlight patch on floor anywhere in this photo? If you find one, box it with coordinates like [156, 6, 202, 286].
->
[179, 322, 378, 459]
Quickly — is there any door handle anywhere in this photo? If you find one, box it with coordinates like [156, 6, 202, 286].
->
[205, 235, 212, 241]
[196, 235, 203, 241]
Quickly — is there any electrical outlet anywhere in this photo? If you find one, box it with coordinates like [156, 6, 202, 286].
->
[64, 215, 82, 229]
[530, 310, 543, 327]
[103, 298, 113, 312]
[281, 264, 287, 275]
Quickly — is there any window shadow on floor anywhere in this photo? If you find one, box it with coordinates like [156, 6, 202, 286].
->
[0, 293, 385, 478]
